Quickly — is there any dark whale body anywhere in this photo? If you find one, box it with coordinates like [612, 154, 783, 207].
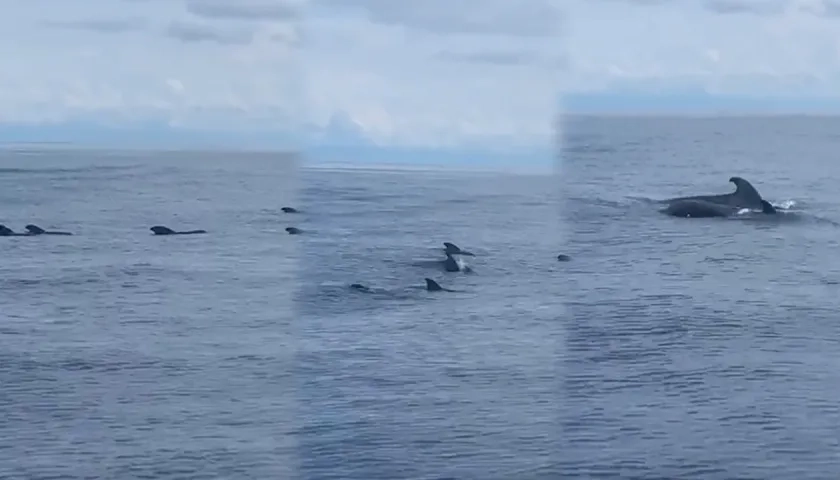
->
[662, 176, 764, 210]
[661, 176, 777, 218]
[661, 200, 736, 218]
[281, 207, 298, 213]
[662, 198, 779, 219]
[557, 254, 571, 262]
[286, 227, 303, 235]
[150, 226, 207, 235]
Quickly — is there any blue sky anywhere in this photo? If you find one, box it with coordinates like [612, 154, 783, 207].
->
[1, 0, 839, 153]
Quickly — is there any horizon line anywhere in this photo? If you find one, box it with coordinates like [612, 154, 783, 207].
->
[559, 111, 840, 118]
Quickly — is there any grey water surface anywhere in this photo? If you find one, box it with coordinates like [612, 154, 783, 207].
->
[560, 115, 840, 479]
[3, 115, 840, 480]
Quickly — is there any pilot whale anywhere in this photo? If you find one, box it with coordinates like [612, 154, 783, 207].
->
[661, 176, 776, 218]
[662, 176, 765, 211]
[25, 224, 73, 236]
[150, 226, 207, 235]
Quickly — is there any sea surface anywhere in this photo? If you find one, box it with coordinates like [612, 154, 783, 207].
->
[2, 116, 840, 479]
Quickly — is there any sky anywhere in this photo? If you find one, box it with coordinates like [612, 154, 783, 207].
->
[1, 0, 840, 152]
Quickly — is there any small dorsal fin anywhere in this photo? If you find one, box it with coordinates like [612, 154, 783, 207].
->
[425, 278, 442, 291]
[25, 224, 46, 234]
[150, 225, 175, 235]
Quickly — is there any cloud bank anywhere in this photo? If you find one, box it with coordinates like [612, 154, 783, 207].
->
[2, 0, 838, 148]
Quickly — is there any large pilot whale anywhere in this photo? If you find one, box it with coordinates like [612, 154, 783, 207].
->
[661, 176, 775, 218]
[150, 226, 207, 235]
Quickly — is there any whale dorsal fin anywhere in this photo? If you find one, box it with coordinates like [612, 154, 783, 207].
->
[425, 278, 443, 291]
[150, 225, 175, 235]
[729, 176, 763, 206]
[25, 224, 46, 234]
[760, 200, 777, 214]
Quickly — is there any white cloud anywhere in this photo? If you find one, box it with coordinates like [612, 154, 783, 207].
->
[0, 0, 302, 130]
[302, 0, 566, 148]
[0, 0, 566, 149]
[562, 0, 840, 97]
[4, 0, 840, 148]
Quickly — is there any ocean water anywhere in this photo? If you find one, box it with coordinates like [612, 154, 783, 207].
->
[2, 115, 840, 479]
[560, 115, 840, 479]
[1, 150, 301, 479]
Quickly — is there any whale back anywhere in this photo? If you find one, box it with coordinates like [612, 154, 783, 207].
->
[664, 176, 764, 210]
[0, 224, 13, 235]
[662, 199, 735, 218]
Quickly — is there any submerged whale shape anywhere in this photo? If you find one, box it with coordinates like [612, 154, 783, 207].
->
[281, 207, 298, 213]
[557, 254, 571, 262]
[0, 224, 28, 236]
[349, 283, 371, 293]
[425, 278, 454, 292]
[662, 176, 766, 211]
[150, 226, 207, 235]
[286, 227, 303, 235]
[25, 224, 73, 236]
[443, 242, 475, 256]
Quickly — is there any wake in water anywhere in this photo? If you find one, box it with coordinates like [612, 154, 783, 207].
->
[727, 199, 840, 226]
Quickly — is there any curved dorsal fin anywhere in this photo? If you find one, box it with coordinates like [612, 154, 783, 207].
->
[425, 278, 443, 291]
[150, 225, 175, 235]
